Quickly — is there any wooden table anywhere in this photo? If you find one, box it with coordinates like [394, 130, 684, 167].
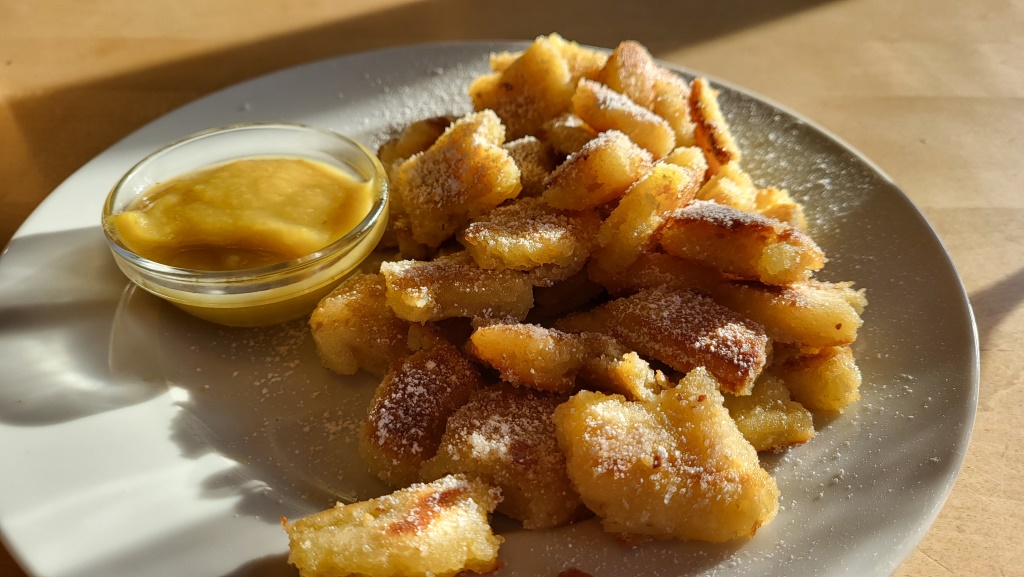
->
[2, 0, 1021, 575]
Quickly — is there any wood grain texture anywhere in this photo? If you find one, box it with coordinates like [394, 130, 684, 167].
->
[1, 0, 1021, 576]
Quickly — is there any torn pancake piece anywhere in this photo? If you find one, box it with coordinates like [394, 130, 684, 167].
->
[659, 199, 825, 286]
[422, 386, 588, 529]
[652, 70, 697, 148]
[553, 368, 779, 542]
[393, 110, 521, 248]
[597, 40, 660, 109]
[572, 78, 675, 159]
[542, 130, 653, 211]
[469, 35, 575, 140]
[688, 77, 740, 177]
[309, 273, 410, 377]
[283, 474, 503, 577]
[769, 345, 862, 413]
[542, 112, 598, 156]
[360, 329, 483, 487]
[503, 136, 558, 197]
[589, 157, 704, 277]
[467, 323, 585, 394]
[559, 286, 770, 395]
[459, 197, 600, 286]
[585, 253, 867, 349]
[380, 252, 535, 323]
[722, 375, 815, 452]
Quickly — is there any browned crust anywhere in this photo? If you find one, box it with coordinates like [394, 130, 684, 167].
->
[598, 40, 658, 108]
[688, 77, 740, 176]
[385, 485, 468, 535]
[586, 286, 770, 394]
[361, 334, 483, 483]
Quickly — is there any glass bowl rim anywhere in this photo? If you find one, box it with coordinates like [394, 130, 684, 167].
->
[101, 121, 389, 284]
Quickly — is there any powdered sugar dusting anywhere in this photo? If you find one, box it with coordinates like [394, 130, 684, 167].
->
[365, 343, 480, 463]
[596, 286, 770, 393]
[155, 310, 388, 511]
[672, 199, 772, 230]
[579, 78, 665, 127]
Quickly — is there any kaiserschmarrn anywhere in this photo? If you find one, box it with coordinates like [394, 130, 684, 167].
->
[291, 32, 868, 577]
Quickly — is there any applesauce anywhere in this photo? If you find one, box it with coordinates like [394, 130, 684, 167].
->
[109, 157, 374, 271]
[102, 123, 389, 327]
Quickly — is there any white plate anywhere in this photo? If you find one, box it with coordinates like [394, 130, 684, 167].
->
[0, 42, 979, 577]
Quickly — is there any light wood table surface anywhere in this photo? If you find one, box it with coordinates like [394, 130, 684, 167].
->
[2, 1, 1021, 576]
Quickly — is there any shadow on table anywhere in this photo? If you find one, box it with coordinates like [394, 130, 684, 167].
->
[2, 0, 835, 246]
[968, 265, 1024, 413]
[968, 266, 1024, 351]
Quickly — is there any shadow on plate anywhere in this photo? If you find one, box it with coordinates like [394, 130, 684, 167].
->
[54, 509, 295, 577]
[0, 227, 165, 425]
[0, 227, 389, 523]
[220, 554, 294, 577]
[151, 301, 393, 522]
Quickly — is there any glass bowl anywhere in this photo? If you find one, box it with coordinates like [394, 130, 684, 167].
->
[101, 122, 389, 327]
